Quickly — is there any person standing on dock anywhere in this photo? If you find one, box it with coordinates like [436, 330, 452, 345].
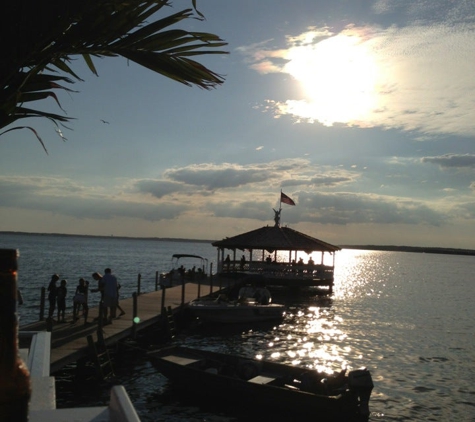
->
[91, 272, 107, 321]
[102, 268, 118, 323]
[72, 278, 89, 324]
[56, 279, 67, 322]
[47, 273, 59, 320]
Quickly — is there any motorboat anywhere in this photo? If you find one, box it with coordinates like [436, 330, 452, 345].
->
[187, 296, 285, 324]
[148, 345, 374, 421]
[160, 254, 208, 287]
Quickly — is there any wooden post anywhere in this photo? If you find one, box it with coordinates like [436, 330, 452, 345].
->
[137, 273, 141, 295]
[39, 287, 45, 321]
[209, 263, 214, 294]
[46, 317, 53, 332]
[132, 292, 138, 339]
[98, 305, 104, 330]
[197, 279, 201, 299]
[160, 285, 166, 315]
[209, 273, 213, 296]
[181, 278, 185, 307]
[155, 271, 159, 291]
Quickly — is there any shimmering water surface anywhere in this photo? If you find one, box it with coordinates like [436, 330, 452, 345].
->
[1, 233, 474, 421]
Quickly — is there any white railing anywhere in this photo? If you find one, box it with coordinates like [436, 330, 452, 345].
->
[20, 331, 141, 421]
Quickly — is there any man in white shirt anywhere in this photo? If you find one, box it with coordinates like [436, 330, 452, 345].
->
[102, 268, 118, 322]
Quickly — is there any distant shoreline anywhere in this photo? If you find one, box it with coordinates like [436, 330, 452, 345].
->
[1, 231, 474, 256]
[0, 231, 214, 244]
[339, 244, 475, 256]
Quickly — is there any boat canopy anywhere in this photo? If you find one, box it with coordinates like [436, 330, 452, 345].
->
[172, 254, 207, 260]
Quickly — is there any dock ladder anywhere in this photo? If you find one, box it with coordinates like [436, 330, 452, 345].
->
[164, 305, 176, 340]
[87, 330, 115, 381]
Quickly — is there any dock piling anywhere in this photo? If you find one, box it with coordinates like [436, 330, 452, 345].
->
[39, 287, 45, 321]
[137, 274, 141, 295]
[132, 292, 138, 339]
[181, 279, 185, 307]
[160, 286, 166, 315]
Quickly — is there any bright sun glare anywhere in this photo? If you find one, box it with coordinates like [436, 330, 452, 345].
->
[282, 33, 380, 126]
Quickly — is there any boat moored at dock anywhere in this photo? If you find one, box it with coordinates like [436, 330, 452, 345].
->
[148, 345, 374, 421]
[159, 254, 209, 287]
[187, 297, 285, 324]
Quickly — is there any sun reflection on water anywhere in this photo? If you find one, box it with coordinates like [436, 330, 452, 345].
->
[333, 249, 389, 299]
[254, 250, 391, 375]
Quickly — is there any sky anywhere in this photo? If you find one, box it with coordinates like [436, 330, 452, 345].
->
[1, 0, 475, 249]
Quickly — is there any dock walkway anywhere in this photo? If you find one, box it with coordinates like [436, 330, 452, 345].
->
[20, 281, 224, 374]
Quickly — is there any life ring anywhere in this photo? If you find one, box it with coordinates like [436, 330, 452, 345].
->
[238, 361, 259, 380]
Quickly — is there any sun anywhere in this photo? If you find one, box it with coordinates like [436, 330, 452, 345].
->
[282, 32, 380, 126]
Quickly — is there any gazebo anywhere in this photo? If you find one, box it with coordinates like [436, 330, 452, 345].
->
[212, 211, 341, 290]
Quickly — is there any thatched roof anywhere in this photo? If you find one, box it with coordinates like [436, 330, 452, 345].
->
[212, 225, 340, 254]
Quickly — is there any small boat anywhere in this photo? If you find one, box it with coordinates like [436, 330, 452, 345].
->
[187, 296, 286, 324]
[159, 254, 208, 287]
[148, 345, 374, 421]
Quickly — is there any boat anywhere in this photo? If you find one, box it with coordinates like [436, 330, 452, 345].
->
[148, 345, 374, 421]
[187, 296, 286, 324]
[159, 254, 208, 287]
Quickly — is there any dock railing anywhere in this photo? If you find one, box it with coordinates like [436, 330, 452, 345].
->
[223, 261, 335, 281]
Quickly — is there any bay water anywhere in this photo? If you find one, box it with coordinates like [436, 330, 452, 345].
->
[1, 232, 474, 421]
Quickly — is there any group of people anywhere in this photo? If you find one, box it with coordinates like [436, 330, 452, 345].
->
[46, 268, 125, 325]
[223, 254, 247, 271]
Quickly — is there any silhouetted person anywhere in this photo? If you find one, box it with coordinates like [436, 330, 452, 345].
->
[102, 268, 118, 322]
[57, 279, 67, 322]
[47, 274, 59, 320]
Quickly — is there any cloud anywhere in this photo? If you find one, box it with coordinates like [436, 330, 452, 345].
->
[209, 200, 272, 221]
[453, 201, 475, 219]
[238, 15, 475, 137]
[164, 163, 272, 189]
[422, 154, 475, 169]
[134, 179, 184, 198]
[372, 0, 475, 24]
[0, 176, 184, 222]
[0, 157, 460, 231]
[162, 160, 313, 190]
[309, 175, 354, 186]
[291, 191, 447, 226]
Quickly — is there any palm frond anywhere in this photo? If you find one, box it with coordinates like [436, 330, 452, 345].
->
[0, 0, 228, 147]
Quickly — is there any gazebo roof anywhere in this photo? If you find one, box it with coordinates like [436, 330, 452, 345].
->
[212, 225, 341, 254]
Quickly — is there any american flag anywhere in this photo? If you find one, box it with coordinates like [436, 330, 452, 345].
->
[281, 192, 296, 206]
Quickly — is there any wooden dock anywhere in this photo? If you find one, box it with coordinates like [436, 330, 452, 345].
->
[20, 281, 226, 374]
